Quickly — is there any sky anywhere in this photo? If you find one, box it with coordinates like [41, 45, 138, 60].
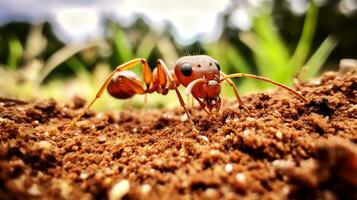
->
[0, 0, 231, 44]
[0, 0, 355, 44]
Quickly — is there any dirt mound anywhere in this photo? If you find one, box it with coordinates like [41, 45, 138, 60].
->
[0, 71, 356, 200]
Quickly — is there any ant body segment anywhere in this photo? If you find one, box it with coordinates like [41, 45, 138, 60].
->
[66, 55, 308, 130]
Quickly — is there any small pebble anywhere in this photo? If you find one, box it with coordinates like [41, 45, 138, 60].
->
[243, 128, 254, 137]
[180, 114, 188, 122]
[225, 163, 234, 173]
[109, 180, 130, 200]
[197, 135, 209, 142]
[348, 105, 357, 112]
[148, 168, 155, 175]
[282, 185, 290, 195]
[58, 180, 72, 199]
[204, 188, 219, 199]
[246, 117, 255, 122]
[96, 112, 105, 119]
[275, 131, 283, 139]
[37, 141, 52, 150]
[153, 159, 164, 167]
[235, 173, 246, 184]
[272, 159, 295, 169]
[162, 112, 174, 119]
[340, 58, 357, 71]
[140, 155, 147, 162]
[140, 184, 151, 195]
[312, 79, 321, 85]
[79, 172, 89, 180]
[0, 117, 10, 122]
[98, 135, 107, 143]
[28, 184, 41, 196]
[209, 150, 220, 156]
[44, 131, 49, 137]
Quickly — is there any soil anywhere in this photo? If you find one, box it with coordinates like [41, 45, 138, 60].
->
[0, 70, 356, 200]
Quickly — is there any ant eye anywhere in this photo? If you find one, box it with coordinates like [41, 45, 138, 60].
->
[215, 62, 221, 71]
[181, 63, 192, 76]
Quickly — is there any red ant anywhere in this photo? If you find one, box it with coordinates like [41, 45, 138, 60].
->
[66, 55, 308, 130]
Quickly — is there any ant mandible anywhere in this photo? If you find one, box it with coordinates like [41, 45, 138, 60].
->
[66, 55, 308, 130]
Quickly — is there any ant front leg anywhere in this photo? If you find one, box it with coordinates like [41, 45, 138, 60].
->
[192, 96, 210, 113]
[155, 60, 196, 130]
[66, 58, 152, 130]
[220, 72, 251, 113]
[220, 72, 243, 106]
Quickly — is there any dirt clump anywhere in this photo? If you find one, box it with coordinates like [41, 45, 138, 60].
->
[0, 70, 356, 200]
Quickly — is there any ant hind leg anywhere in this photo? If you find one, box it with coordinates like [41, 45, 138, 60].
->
[65, 58, 151, 131]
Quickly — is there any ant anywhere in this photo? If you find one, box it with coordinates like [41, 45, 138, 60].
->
[66, 55, 308, 130]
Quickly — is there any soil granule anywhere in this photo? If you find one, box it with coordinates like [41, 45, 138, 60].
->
[0, 71, 356, 200]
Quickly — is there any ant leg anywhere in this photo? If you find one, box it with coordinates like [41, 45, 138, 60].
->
[141, 94, 148, 112]
[156, 60, 196, 131]
[222, 73, 309, 103]
[220, 72, 243, 105]
[66, 58, 152, 130]
[184, 78, 213, 113]
[220, 72, 250, 113]
[193, 97, 210, 113]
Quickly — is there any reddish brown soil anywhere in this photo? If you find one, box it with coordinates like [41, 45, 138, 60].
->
[0, 71, 356, 200]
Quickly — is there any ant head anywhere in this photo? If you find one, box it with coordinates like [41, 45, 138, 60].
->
[174, 55, 221, 86]
[174, 55, 222, 110]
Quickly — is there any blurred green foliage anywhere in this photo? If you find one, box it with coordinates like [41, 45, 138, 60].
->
[0, 1, 347, 111]
[206, 1, 337, 93]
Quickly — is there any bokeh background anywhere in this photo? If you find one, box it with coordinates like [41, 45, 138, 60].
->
[0, 0, 356, 111]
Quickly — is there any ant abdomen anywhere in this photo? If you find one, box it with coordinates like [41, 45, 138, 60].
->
[107, 71, 141, 99]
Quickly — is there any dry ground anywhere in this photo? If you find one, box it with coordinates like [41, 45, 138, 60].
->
[0, 70, 356, 200]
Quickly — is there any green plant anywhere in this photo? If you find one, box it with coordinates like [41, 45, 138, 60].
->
[0, 25, 107, 101]
[205, 1, 337, 96]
